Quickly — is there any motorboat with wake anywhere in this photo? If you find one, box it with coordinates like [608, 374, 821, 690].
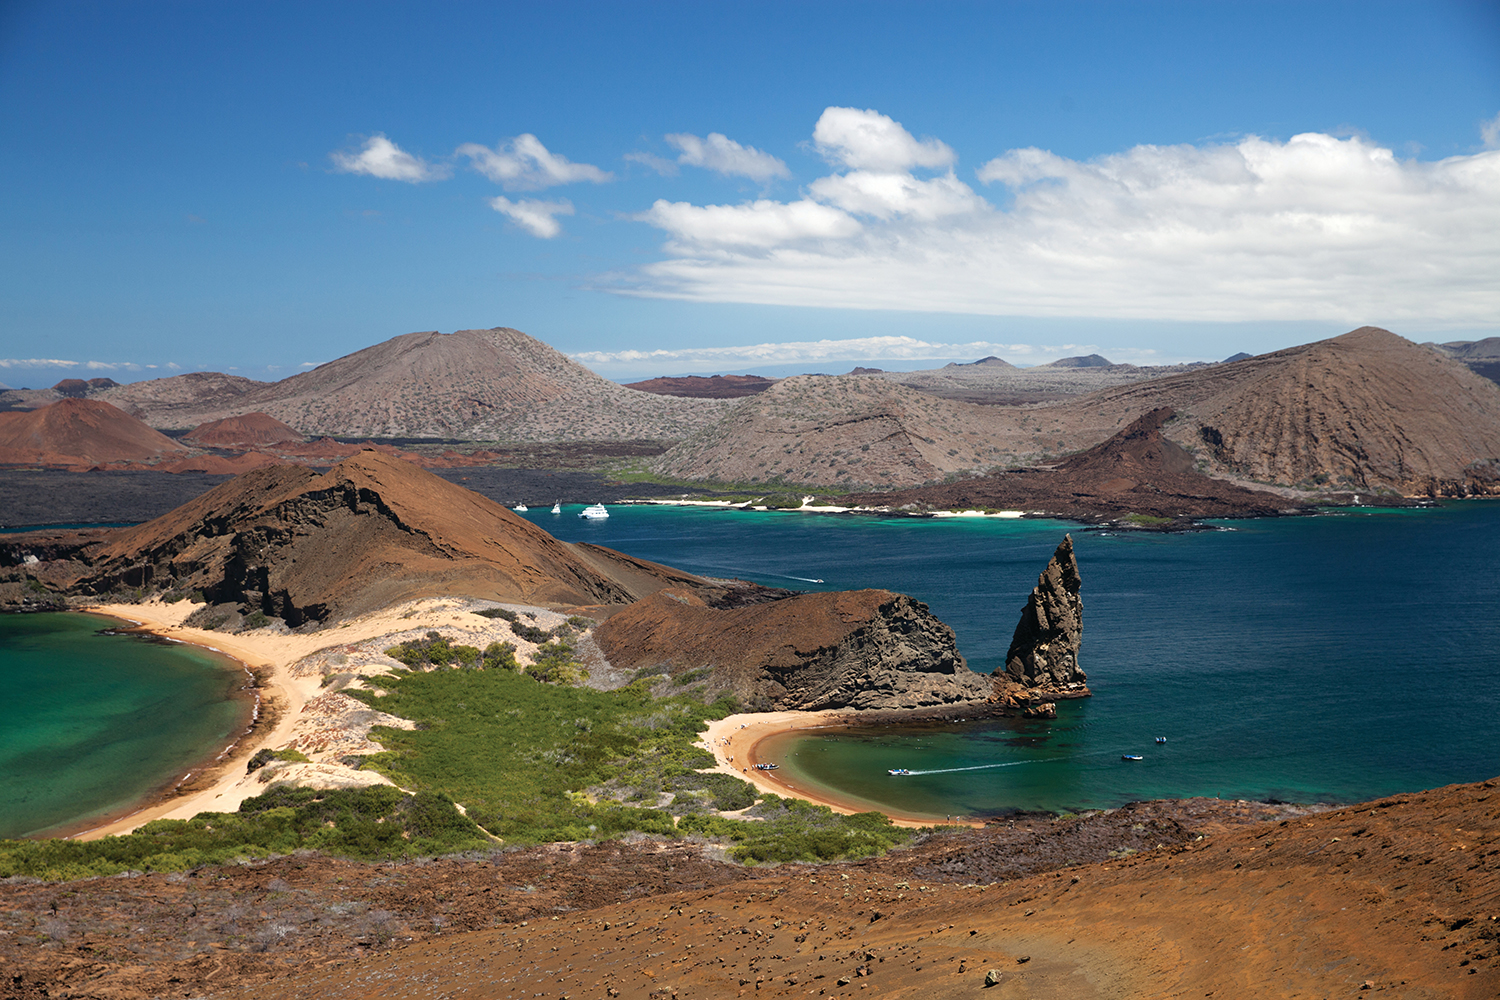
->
[579, 503, 609, 519]
[887, 768, 912, 776]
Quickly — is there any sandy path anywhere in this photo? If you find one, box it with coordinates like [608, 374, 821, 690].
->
[697, 712, 980, 829]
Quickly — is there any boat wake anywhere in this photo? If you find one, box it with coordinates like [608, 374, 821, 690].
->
[782, 575, 826, 584]
[902, 759, 1052, 776]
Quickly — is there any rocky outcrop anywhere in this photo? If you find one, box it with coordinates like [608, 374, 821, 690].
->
[593, 587, 991, 712]
[996, 536, 1089, 705]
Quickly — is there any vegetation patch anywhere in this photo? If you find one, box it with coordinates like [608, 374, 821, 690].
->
[0, 786, 492, 881]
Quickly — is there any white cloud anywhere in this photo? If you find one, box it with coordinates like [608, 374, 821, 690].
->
[812, 107, 955, 171]
[573, 336, 1088, 366]
[457, 134, 611, 190]
[665, 132, 789, 181]
[489, 196, 575, 238]
[628, 114, 1500, 326]
[639, 198, 860, 250]
[330, 134, 449, 182]
[808, 170, 985, 221]
[0, 358, 79, 368]
[625, 151, 679, 176]
[1483, 111, 1500, 150]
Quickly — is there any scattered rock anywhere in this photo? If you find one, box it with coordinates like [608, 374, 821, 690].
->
[985, 968, 1003, 986]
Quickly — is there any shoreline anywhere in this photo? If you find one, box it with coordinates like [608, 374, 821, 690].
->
[35, 612, 266, 841]
[697, 711, 983, 829]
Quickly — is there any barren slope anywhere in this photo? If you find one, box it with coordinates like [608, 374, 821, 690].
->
[103, 328, 731, 441]
[1073, 327, 1500, 493]
[214, 777, 1499, 1000]
[0, 399, 191, 466]
[66, 451, 710, 621]
[657, 328, 1500, 495]
[651, 376, 1045, 488]
[182, 412, 304, 447]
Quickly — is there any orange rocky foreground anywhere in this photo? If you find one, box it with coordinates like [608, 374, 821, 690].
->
[211, 779, 1499, 1000]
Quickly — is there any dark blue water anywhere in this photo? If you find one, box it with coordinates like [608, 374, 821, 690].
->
[527, 502, 1500, 816]
[0, 613, 251, 838]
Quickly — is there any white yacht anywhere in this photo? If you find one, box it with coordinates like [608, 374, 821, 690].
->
[550, 502, 562, 514]
[578, 503, 609, 519]
[512, 503, 528, 512]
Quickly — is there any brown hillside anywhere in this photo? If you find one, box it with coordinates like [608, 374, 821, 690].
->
[207, 776, 1499, 1000]
[651, 376, 1044, 488]
[102, 328, 731, 441]
[623, 373, 777, 398]
[658, 327, 1500, 496]
[842, 407, 1299, 521]
[97, 371, 268, 423]
[594, 587, 989, 711]
[0, 399, 190, 466]
[1072, 327, 1500, 494]
[70, 451, 710, 622]
[182, 411, 305, 447]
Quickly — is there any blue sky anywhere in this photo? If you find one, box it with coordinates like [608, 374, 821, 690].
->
[2, 0, 1497, 388]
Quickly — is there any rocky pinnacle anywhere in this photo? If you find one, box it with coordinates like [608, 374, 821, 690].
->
[1003, 535, 1086, 689]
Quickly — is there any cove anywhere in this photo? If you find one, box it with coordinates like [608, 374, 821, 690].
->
[528, 501, 1500, 816]
[0, 612, 251, 839]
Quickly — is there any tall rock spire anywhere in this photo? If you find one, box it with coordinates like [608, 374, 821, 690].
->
[1003, 535, 1086, 690]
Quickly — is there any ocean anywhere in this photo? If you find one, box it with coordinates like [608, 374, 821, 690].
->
[527, 501, 1500, 818]
[0, 612, 250, 839]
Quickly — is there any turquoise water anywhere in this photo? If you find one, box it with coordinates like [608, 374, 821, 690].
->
[529, 502, 1500, 816]
[0, 613, 250, 838]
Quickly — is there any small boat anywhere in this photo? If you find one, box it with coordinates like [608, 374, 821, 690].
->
[579, 503, 609, 519]
[754, 762, 779, 770]
[513, 503, 528, 512]
[1155, 736, 1168, 744]
[888, 768, 912, 776]
[1121, 754, 1143, 761]
[550, 502, 562, 514]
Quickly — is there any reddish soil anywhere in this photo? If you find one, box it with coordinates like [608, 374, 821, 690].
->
[183, 413, 305, 448]
[0, 399, 190, 467]
[4, 781, 1495, 999]
[623, 374, 778, 398]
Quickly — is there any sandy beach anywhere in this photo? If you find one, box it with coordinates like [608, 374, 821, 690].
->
[71, 596, 582, 839]
[697, 711, 979, 829]
[62, 597, 971, 841]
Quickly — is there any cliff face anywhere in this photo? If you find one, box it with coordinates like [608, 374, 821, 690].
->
[999, 535, 1088, 701]
[593, 587, 991, 712]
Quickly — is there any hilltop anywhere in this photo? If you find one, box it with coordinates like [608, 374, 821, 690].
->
[99, 327, 731, 441]
[38, 451, 714, 622]
[0, 399, 191, 467]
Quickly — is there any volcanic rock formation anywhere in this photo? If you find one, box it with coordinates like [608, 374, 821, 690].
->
[839, 407, 1298, 522]
[100, 327, 731, 441]
[0, 398, 191, 467]
[995, 535, 1088, 708]
[183, 412, 305, 447]
[51, 451, 711, 623]
[593, 586, 990, 711]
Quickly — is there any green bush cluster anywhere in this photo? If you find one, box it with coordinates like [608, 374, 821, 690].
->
[385, 632, 519, 671]
[0, 786, 491, 881]
[679, 794, 912, 863]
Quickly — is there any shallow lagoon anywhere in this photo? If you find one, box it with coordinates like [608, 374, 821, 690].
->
[531, 501, 1500, 816]
[0, 612, 249, 838]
